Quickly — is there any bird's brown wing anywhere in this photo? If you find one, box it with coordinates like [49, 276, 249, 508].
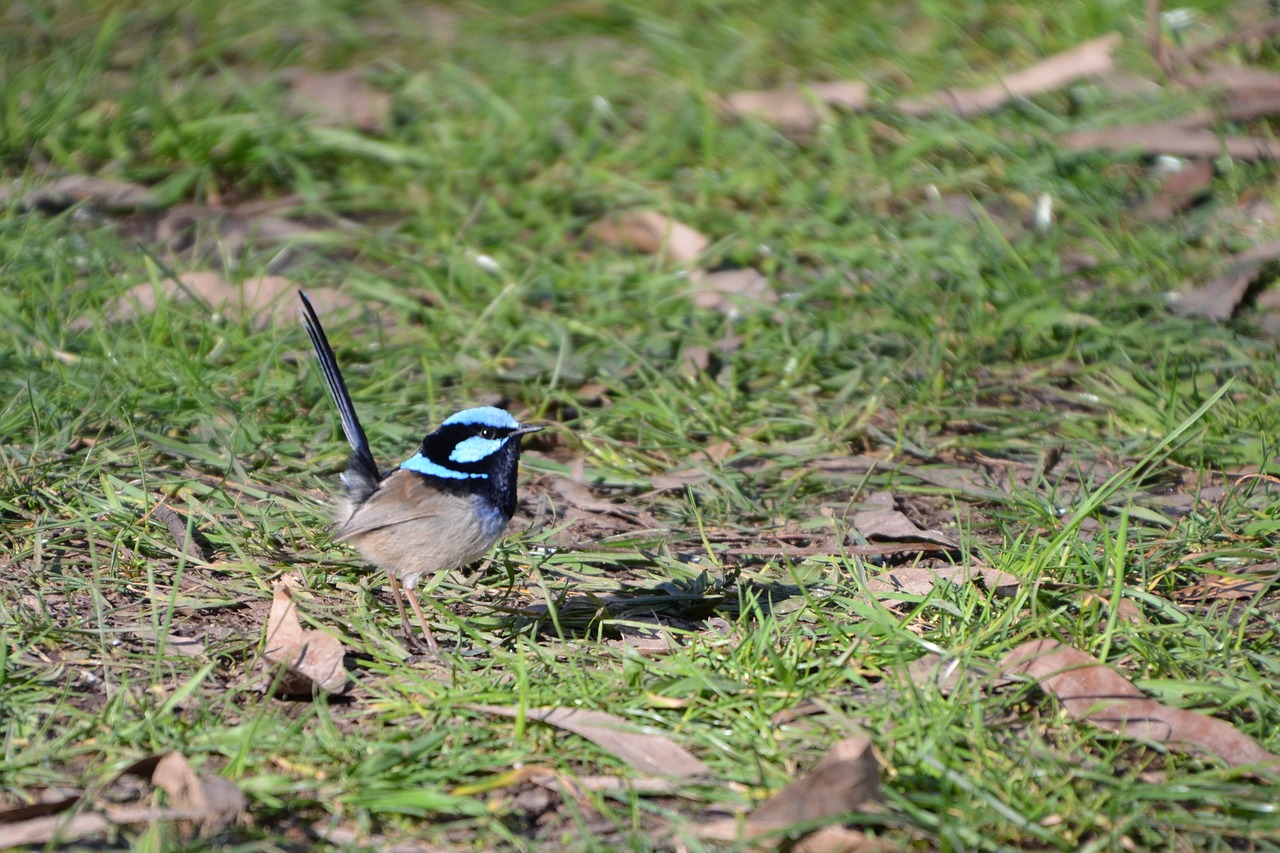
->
[334, 469, 469, 541]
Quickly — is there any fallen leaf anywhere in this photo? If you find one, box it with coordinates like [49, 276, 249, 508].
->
[467, 705, 709, 778]
[1176, 564, 1278, 603]
[310, 822, 454, 853]
[0, 752, 244, 847]
[1060, 123, 1280, 160]
[749, 736, 880, 829]
[8, 178, 330, 277]
[131, 627, 207, 659]
[850, 498, 959, 549]
[0, 812, 110, 848]
[1001, 640, 1280, 769]
[1137, 158, 1214, 220]
[689, 268, 777, 318]
[719, 80, 869, 134]
[793, 824, 891, 853]
[649, 467, 712, 490]
[1180, 19, 1280, 66]
[898, 33, 1121, 117]
[0, 174, 154, 212]
[263, 583, 348, 694]
[111, 752, 245, 835]
[896, 653, 1017, 696]
[866, 565, 1018, 597]
[699, 736, 881, 842]
[586, 211, 709, 265]
[550, 477, 642, 522]
[1172, 238, 1280, 320]
[91, 273, 350, 329]
[285, 68, 392, 132]
[1076, 592, 1146, 625]
[1186, 64, 1280, 122]
[604, 625, 675, 656]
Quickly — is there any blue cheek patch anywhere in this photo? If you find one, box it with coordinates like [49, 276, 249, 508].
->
[401, 453, 489, 480]
[449, 435, 506, 464]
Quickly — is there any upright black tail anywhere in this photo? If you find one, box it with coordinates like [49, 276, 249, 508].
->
[299, 291, 381, 493]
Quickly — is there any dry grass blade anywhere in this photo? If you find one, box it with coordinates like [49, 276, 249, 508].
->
[898, 33, 1121, 117]
[467, 705, 709, 778]
[263, 583, 348, 694]
[1002, 640, 1280, 769]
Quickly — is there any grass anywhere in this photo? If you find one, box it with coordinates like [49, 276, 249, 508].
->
[3, 0, 1280, 849]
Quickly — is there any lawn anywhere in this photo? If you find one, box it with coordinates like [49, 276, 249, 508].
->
[2, 1, 1279, 850]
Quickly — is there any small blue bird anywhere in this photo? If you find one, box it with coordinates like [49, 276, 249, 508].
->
[299, 291, 543, 652]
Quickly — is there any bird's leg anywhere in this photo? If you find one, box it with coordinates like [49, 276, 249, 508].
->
[388, 574, 436, 653]
[404, 585, 440, 653]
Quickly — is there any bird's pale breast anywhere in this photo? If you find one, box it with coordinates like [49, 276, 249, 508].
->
[334, 469, 510, 590]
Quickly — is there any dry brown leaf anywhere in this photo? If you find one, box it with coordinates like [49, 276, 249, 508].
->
[898, 33, 1121, 117]
[1060, 123, 1280, 160]
[550, 477, 640, 522]
[586, 210, 709, 265]
[1185, 65, 1280, 122]
[467, 705, 709, 778]
[699, 736, 881, 843]
[0, 812, 110, 848]
[263, 583, 348, 694]
[792, 824, 891, 853]
[1176, 564, 1278, 603]
[0, 174, 155, 211]
[604, 626, 675, 657]
[286, 68, 391, 131]
[92, 274, 350, 329]
[897, 653, 1017, 696]
[719, 80, 869, 134]
[1172, 238, 1280, 320]
[131, 627, 207, 659]
[1076, 592, 1146, 625]
[1137, 158, 1214, 221]
[689, 268, 777, 318]
[867, 565, 1018, 597]
[649, 467, 712, 490]
[850, 503, 959, 549]
[1002, 640, 1280, 769]
[0, 752, 244, 846]
[115, 752, 245, 834]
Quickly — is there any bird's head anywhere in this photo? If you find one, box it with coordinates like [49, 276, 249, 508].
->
[400, 407, 542, 515]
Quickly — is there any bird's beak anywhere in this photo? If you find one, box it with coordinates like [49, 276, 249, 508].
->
[514, 424, 545, 437]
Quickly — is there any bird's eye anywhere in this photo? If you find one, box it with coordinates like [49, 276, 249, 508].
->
[479, 427, 497, 439]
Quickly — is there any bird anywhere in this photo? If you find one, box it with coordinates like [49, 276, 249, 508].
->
[298, 291, 543, 652]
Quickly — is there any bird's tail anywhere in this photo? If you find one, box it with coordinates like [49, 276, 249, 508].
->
[299, 291, 381, 494]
